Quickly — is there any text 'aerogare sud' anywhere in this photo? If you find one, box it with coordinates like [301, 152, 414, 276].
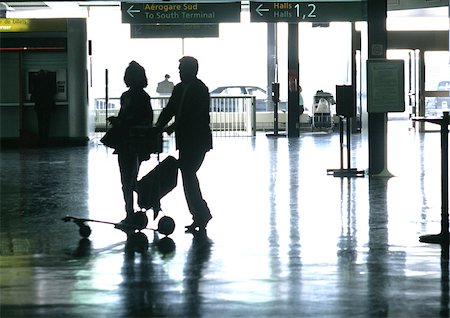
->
[144, 3, 213, 19]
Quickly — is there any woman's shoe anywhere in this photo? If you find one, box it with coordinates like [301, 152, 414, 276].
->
[115, 214, 134, 231]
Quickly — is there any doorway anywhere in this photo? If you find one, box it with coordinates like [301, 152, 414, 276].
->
[387, 30, 449, 131]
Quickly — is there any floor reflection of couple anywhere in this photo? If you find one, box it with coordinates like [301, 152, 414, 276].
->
[183, 233, 213, 316]
[120, 232, 212, 317]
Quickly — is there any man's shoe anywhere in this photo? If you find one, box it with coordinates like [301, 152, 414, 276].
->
[185, 214, 212, 234]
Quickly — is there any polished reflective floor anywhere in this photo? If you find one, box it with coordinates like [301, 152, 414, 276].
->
[1, 120, 449, 317]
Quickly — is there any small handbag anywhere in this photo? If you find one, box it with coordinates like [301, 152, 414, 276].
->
[100, 125, 126, 149]
[128, 126, 162, 160]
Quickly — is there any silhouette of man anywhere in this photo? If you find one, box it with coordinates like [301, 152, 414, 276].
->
[156, 56, 212, 233]
[156, 74, 175, 95]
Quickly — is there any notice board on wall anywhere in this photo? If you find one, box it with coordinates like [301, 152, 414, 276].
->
[367, 59, 405, 113]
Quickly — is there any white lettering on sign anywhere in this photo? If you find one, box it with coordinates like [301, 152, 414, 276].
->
[274, 11, 292, 18]
[140, 3, 215, 21]
[181, 11, 215, 19]
[294, 3, 317, 19]
[154, 12, 180, 19]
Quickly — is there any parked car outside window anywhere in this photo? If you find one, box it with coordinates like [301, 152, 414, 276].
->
[210, 85, 287, 112]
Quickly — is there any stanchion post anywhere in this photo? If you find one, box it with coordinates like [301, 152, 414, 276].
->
[441, 112, 449, 241]
[105, 69, 109, 130]
[266, 82, 286, 137]
[274, 100, 279, 135]
[340, 117, 344, 170]
[415, 111, 449, 244]
[327, 85, 364, 178]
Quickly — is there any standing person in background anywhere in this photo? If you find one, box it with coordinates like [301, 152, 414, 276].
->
[299, 85, 304, 115]
[156, 56, 213, 234]
[156, 74, 175, 95]
[109, 61, 153, 225]
[30, 70, 56, 146]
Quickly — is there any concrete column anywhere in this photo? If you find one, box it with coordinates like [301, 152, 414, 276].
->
[67, 18, 88, 143]
[267, 23, 277, 112]
[287, 23, 299, 138]
[367, 0, 388, 176]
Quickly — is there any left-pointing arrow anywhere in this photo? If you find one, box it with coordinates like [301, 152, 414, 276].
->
[127, 5, 140, 18]
[256, 4, 269, 17]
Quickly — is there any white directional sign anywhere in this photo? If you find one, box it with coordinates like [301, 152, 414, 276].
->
[122, 2, 241, 24]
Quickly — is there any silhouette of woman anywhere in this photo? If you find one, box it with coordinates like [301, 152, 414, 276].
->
[109, 61, 153, 224]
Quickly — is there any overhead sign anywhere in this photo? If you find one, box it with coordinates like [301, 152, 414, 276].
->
[122, 2, 241, 24]
[250, 1, 367, 23]
[0, 18, 67, 32]
[131, 24, 219, 38]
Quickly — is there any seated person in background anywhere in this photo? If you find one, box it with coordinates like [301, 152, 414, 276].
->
[299, 85, 304, 115]
[315, 98, 330, 113]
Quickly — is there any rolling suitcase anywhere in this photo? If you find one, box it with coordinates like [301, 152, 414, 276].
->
[136, 155, 179, 217]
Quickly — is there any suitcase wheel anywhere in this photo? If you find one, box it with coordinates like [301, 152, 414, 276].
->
[133, 211, 149, 231]
[79, 225, 92, 238]
[158, 216, 175, 236]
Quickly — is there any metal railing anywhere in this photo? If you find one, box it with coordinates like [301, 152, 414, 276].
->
[94, 96, 256, 136]
[210, 96, 255, 136]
